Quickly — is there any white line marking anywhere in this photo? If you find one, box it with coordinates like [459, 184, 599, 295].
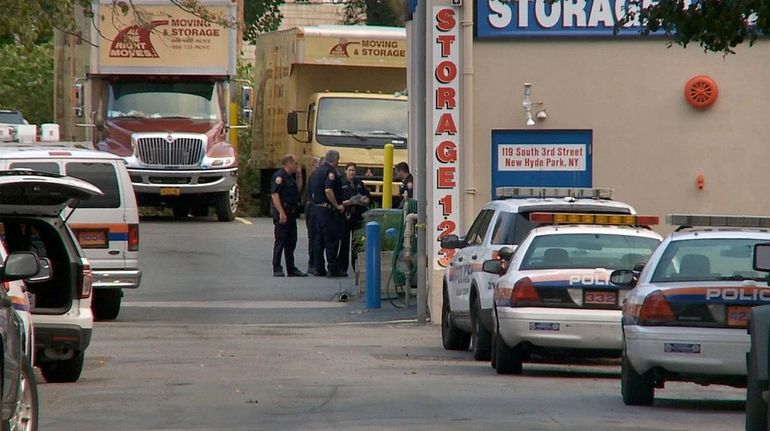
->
[123, 300, 347, 309]
[235, 217, 252, 225]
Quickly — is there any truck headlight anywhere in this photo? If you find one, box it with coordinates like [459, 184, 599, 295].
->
[203, 156, 236, 168]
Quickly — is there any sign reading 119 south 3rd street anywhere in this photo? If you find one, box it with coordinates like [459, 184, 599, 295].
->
[477, 0, 663, 38]
[491, 130, 592, 198]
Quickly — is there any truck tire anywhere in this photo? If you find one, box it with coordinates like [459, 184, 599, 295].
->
[441, 287, 470, 351]
[93, 289, 122, 320]
[470, 295, 492, 361]
[39, 351, 84, 383]
[4, 358, 38, 431]
[215, 185, 238, 222]
[621, 350, 654, 406]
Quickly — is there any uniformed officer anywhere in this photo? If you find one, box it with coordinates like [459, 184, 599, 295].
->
[271, 154, 307, 277]
[339, 162, 371, 273]
[395, 161, 414, 202]
[305, 157, 325, 276]
[311, 150, 347, 278]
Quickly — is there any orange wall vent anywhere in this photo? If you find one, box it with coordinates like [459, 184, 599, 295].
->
[685, 75, 718, 110]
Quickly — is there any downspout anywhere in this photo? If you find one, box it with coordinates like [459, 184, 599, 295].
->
[462, 0, 475, 222]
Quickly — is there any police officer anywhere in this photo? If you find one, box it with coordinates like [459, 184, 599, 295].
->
[271, 154, 307, 277]
[305, 157, 325, 276]
[395, 162, 413, 206]
[312, 150, 347, 278]
[339, 162, 371, 273]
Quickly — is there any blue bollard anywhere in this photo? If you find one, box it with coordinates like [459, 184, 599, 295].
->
[366, 221, 381, 309]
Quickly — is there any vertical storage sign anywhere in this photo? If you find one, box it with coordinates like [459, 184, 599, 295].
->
[432, 7, 461, 270]
[491, 130, 592, 197]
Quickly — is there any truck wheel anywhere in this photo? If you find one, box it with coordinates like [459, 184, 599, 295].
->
[441, 288, 470, 351]
[39, 351, 84, 383]
[4, 357, 38, 431]
[494, 326, 523, 375]
[92, 289, 122, 320]
[621, 350, 654, 406]
[215, 184, 238, 222]
[746, 350, 769, 430]
[470, 295, 492, 361]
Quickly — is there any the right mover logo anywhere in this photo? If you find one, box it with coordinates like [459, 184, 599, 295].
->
[109, 20, 169, 58]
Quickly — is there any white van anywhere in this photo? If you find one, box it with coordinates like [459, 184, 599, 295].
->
[0, 145, 141, 320]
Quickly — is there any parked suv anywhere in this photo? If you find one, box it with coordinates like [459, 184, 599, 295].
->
[0, 145, 141, 320]
[0, 170, 101, 383]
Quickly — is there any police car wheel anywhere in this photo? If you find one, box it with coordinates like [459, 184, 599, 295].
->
[92, 289, 121, 320]
[746, 349, 769, 430]
[39, 351, 85, 383]
[5, 357, 37, 431]
[494, 327, 523, 375]
[621, 351, 654, 406]
[470, 295, 492, 361]
[441, 287, 470, 351]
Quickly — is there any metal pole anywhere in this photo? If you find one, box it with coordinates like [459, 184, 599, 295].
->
[365, 221, 382, 309]
[413, 0, 428, 324]
[382, 143, 394, 209]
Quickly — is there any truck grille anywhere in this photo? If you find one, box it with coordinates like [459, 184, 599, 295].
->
[136, 137, 204, 166]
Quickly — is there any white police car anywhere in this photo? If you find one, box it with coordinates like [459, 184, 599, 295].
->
[484, 212, 662, 374]
[613, 214, 770, 406]
[440, 187, 639, 361]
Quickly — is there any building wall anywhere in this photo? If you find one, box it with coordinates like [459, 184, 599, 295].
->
[470, 40, 770, 234]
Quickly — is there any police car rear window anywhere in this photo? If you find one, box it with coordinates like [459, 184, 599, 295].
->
[65, 162, 120, 208]
[519, 233, 660, 270]
[651, 238, 768, 283]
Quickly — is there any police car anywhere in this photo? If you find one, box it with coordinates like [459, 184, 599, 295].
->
[613, 214, 770, 406]
[485, 212, 662, 374]
[440, 187, 640, 361]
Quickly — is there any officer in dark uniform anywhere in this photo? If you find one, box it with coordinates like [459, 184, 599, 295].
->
[339, 162, 371, 273]
[395, 161, 414, 201]
[305, 157, 325, 275]
[271, 154, 307, 277]
[311, 150, 347, 278]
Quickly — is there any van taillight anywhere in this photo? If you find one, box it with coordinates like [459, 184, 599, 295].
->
[128, 224, 139, 251]
[78, 261, 93, 299]
[638, 290, 676, 325]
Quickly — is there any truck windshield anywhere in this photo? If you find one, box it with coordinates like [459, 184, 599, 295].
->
[316, 98, 407, 148]
[107, 81, 221, 120]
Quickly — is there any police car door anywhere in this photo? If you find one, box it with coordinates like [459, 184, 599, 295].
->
[450, 209, 494, 314]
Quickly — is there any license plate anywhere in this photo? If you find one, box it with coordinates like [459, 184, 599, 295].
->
[529, 322, 560, 331]
[160, 187, 181, 196]
[584, 290, 617, 305]
[727, 305, 752, 327]
[75, 229, 108, 248]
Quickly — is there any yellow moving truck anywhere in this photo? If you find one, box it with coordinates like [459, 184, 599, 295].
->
[250, 25, 407, 211]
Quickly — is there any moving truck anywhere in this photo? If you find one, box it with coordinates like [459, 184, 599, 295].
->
[55, 0, 251, 221]
[250, 25, 407, 212]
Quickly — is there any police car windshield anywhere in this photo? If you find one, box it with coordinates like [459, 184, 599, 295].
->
[519, 233, 660, 271]
[650, 238, 768, 283]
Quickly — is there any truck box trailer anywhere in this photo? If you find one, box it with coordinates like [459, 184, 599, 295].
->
[250, 25, 407, 212]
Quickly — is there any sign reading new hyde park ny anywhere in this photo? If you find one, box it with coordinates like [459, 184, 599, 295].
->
[491, 130, 592, 198]
[432, 6, 461, 270]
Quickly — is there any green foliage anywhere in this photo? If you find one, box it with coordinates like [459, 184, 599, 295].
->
[630, 0, 767, 54]
[0, 42, 54, 125]
[343, 0, 405, 26]
[243, 0, 285, 42]
[235, 59, 262, 216]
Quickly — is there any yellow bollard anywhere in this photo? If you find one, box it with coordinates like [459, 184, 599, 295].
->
[382, 143, 394, 209]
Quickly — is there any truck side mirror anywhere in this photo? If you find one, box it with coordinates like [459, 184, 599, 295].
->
[754, 243, 770, 273]
[241, 86, 253, 123]
[73, 82, 85, 118]
[287, 112, 299, 135]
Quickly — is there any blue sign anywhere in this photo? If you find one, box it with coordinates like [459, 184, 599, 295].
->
[491, 129, 592, 197]
[476, 0, 663, 38]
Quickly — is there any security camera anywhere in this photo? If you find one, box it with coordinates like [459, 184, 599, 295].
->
[536, 109, 548, 121]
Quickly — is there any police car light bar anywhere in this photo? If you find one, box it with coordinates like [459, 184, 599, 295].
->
[496, 187, 613, 200]
[668, 214, 770, 229]
[530, 212, 659, 226]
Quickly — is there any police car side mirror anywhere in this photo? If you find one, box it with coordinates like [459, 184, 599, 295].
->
[610, 269, 636, 287]
[482, 259, 504, 275]
[753, 243, 770, 273]
[440, 234, 466, 249]
[498, 246, 514, 261]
